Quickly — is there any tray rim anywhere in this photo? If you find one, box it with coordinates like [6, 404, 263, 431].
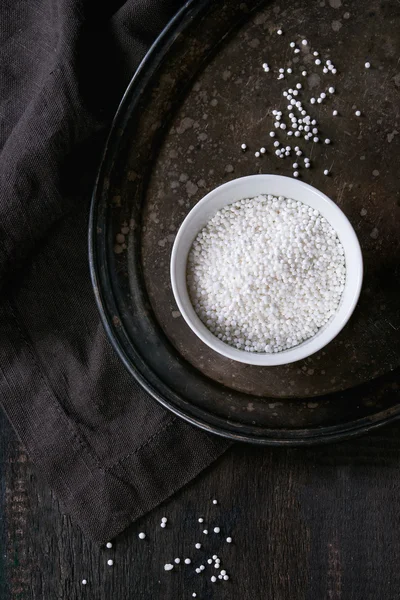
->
[88, 0, 400, 445]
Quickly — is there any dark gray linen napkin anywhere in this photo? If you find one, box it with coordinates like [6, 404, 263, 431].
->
[0, 0, 230, 543]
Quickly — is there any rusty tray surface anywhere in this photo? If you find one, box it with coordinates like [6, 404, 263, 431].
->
[90, 0, 400, 444]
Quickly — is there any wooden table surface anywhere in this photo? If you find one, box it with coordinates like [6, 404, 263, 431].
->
[2, 407, 400, 600]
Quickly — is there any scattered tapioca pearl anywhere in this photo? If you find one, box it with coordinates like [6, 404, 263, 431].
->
[212, 555, 218, 560]
[270, 131, 276, 137]
[164, 563, 174, 571]
[212, 499, 218, 505]
[161, 517, 167, 523]
[293, 171, 299, 178]
[273, 141, 280, 147]
[280, 123, 287, 130]
[195, 543, 202, 549]
[328, 87, 335, 94]
[211, 576, 217, 583]
[302, 39, 308, 45]
[260, 147, 266, 154]
[220, 570, 227, 576]
[161, 522, 166, 528]
[218, 574, 223, 580]
[305, 162, 310, 168]
[240, 143, 247, 151]
[207, 559, 213, 564]
[324, 169, 329, 175]
[214, 563, 220, 569]
[195, 568, 201, 574]
[174, 558, 181, 564]
[107, 560, 114, 566]
[312, 128, 318, 134]
[315, 59, 321, 65]
[224, 575, 229, 581]
[296, 83, 302, 89]
[278, 74, 285, 80]
[365, 61, 371, 69]
[275, 149, 281, 156]
[320, 92, 326, 99]
[277, 29, 283, 35]
[214, 527, 221, 533]
[325, 138, 331, 144]
[200, 565, 205, 571]
[355, 110, 361, 116]
[82, 580, 87, 586]
[293, 162, 299, 168]
[310, 98, 316, 104]
[332, 68, 337, 74]
[302, 70, 307, 76]
[332, 110, 338, 116]
[262, 63, 270, 72]
[294, 131, 301, 137]
[106, 542, 112, 549]
[138, 532, 146, 539]
[288, 131, 293, 136]
[203, 529, 208, 534]
[279, 68, 284, 74]
[323, 66, 328, 73]
[296, 150, 302, 156]
[184, 558, 191, 565]
[192, 594, 197, 598]
[255, 151, 260, 157]
[290, 42, 295, 48]
[313, 137, 319, 143]
[287, 68, 292, 74]
[294, 48, 300, 54]
[198, 517, 204, 523]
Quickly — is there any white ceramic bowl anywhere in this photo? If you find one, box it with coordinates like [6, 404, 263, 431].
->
[170, 175, 363, 366]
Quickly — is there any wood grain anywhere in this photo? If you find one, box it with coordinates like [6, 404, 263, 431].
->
[2, 407, 400, 600]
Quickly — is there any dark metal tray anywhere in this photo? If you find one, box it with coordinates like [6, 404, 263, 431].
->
[89, 0, 400, 444]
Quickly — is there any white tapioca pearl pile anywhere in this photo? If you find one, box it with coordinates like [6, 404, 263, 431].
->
[187, 195, 346, 354]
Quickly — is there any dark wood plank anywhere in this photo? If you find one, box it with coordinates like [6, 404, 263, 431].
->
[2, 407, 400, 600]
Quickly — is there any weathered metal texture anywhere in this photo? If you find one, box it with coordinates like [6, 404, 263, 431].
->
[90, 0, 400, 443]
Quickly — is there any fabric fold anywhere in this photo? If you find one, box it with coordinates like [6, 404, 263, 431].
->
[0, 0, 230, 543]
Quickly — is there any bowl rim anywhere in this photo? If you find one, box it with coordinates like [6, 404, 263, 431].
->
[170, 174, 363, 366]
